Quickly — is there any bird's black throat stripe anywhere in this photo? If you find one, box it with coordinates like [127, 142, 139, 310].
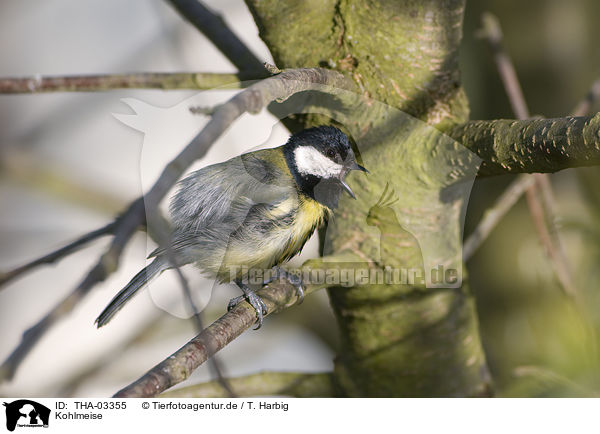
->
[283, 144, 343, 209]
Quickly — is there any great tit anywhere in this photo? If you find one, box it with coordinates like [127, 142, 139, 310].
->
[95, 126, 367, 328]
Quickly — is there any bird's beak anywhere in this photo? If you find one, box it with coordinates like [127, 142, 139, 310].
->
[350, 161, 369, 173]
[338, 161, 368, 199]
[339, 177, 356, 199]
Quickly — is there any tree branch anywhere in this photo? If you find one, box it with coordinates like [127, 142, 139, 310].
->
[464, 13, 600, 176]
[462, 75, 600, 261]
[166, 0, 266, 73]
[525, 179, 578, 299]
[452, 114, 600, 176]
[160, 371, 336, 398]
[113, 253, 361, 397]
[113, 280, 320, 397]
[0, 72, 263, 94]
[165, 0, 305, 133]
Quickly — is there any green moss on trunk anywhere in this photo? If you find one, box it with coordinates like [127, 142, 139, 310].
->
[246, 0, 491, 396]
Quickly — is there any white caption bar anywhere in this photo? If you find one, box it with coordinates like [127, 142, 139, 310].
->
[1, 398, 598, 433]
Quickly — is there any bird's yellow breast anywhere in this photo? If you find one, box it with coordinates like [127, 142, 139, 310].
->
[280, 195, 328, 260]
[217, 194, 328, 282]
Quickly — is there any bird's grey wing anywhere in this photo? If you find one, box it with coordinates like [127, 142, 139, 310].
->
[149, 154, 293, 259]
[170, 155, 290, 227]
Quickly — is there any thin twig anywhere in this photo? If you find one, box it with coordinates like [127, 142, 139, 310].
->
[161, 371, 336, 398]
[0, 72, 263, 94]
[189, 104, 220, 115]
[463, 175, 535, 261]
[529, 175, 578, 299]
[477, 12, 577, 300]
[477, 13, 529, 120]
[174, 267, 236, 398]
[571, 78, 600, 117]
[0, 198, 145, 381]
[0, 222, 116, 288]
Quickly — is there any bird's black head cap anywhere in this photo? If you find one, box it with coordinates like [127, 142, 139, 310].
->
[283, 125, 366, 209]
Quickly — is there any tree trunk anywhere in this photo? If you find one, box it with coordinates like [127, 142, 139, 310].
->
[245, 0, 492, 396]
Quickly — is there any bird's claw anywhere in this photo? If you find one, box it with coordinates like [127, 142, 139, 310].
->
[229, 267, 304, 330]
[288, 274, 305, 305]
[227, 295, 244, 311]
[227, 289, 268, 329]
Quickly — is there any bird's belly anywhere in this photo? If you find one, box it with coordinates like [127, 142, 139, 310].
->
[216, 198, 326, 282]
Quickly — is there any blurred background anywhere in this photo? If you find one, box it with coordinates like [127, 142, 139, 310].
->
[1, 0, 599, 397]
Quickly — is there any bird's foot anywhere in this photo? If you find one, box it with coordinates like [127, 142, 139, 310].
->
[228, 282, 268, 329]
[265, 266, 305, 305]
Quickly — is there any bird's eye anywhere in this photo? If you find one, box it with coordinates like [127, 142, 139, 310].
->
[326, 149, 336, 159]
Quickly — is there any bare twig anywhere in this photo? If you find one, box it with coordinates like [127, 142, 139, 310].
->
[0, 222, 115, 288]
[526, 178, 578, 299]
[161, 371, 336, 398]
[477, 13, 529, 120]
[463, 175, 535, 261]
[166, 0, 265, 73]
[0, 68, 351, 382]
[113, 279, 325, 397]
[477, 12, 577, 300]
[113, 252, 362, 397]
[571, 78, 600, 117]
[0, 198, 145, 381]
[0, 72, 263, 94]
[171, 263, 236, 397]
[177, 275, 236, 398]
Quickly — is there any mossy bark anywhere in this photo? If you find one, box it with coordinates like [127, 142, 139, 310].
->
[246, 0, 491, 396]
[452, 115, 600, 175]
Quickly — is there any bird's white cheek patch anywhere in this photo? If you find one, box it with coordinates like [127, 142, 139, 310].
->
[294, 146, 343, 178]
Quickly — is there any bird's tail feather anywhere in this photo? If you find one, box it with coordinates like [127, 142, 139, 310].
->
[95, 258, 168, 327]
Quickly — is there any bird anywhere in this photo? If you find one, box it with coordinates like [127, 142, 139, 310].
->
[95, 125, 367, 329]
